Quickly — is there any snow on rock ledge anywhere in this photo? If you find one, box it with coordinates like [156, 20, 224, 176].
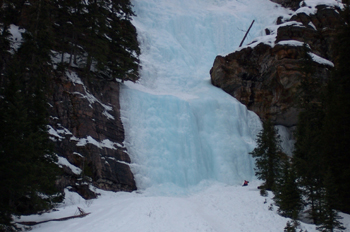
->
[210, 0, 343, 127]
[48, 70, 136, 195]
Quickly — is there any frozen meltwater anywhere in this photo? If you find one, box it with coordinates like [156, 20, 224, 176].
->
[120, 0, 291, 194]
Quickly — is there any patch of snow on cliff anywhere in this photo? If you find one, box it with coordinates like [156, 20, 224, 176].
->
[308, 52, 335, 67]
[241, 22, 305, 50]
[47, 125, 74, 141]
[291, 0, 344, 20]
[308, 21, 317, 30]
[8, 24, 25, 52]
[66, 71, 84, 85]
[303, 0, 343, 9]
[75, 136, 120, 150]
[57, 156, 82, 175]
[66, 71, 115, 120]
[48, 125, 65, 141]
[277, 39, 306, 47]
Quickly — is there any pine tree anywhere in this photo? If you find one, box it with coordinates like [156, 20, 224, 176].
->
[50, 0, 140, 81]
[284, 220, 302, 232]
[0, 62, 62, 225]
[274, 159, 303, 219]
[1, 0, 141, 226]
[0, 0, 15, 75]
[250, 120, 283, 191]
[104, 0, 140, 82]
[0, 0, 63, 225]
[51, 0, 77, 67]
[322, 7, 350, 214]
[59, 0, 87, 67]
[316, 169, 345, 232]
[292, 47, 326, 225]
[293, 109, 325, 224]
[82, 0, 109, 73]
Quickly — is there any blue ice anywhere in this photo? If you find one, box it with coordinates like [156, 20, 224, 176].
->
[120, 0, 290, 193]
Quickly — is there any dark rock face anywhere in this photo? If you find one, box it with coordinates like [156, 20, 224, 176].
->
[210, 3, 343, 127]
[48, 71, 136, 198]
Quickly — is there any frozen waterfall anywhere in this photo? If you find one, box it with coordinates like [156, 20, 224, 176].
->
[120, 0, 290, 194]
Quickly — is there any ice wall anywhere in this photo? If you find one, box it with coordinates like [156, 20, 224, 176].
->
[120, 0, 290, 193]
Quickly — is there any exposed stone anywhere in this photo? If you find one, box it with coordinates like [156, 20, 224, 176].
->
[48, 70, 136, 196]
[277, 4, 344, 59]
[210, 4, 343, 126]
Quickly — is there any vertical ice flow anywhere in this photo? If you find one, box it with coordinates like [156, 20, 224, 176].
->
[120, 0, 290, 193]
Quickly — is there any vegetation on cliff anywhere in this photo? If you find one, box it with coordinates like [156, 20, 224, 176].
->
[251, 5, 350, 231]
[0, 0, 140, 228]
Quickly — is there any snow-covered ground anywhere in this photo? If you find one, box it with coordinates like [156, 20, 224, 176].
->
[20, 181, 350, 232]
[17, 0, 350, 231]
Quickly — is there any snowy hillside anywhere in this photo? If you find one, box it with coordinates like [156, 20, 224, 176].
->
[17, 0, 350, 231]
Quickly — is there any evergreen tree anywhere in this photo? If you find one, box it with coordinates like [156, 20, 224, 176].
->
[0, 22, 10, 76]
[50, 0, 140, 81]
[293, 108, 325, 224]
[0, 0, 63, 226]
[0, 0, 16, 75]
[284, 220, 303, 232]
[322, 7, 350, 214]
[316, 170, 345, 232]
[0, 62, 62, 225]
[55, 0, 87, 68]
[0, 0, 141, 226]
[274, 159, 302, 219]
[292, 48, 326, 225]
[104, 0, 140, 82]
[250, 120, 283, 191]
[51, 0, 78, 67]
[81, 0, 109, 73]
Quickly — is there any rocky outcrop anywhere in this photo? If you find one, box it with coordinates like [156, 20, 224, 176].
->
[210, 2, 344, 127]
[48, 70, 136, 198]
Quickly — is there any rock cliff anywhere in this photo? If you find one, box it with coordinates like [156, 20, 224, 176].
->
[210, 1, 344, 126]
[48, 70, 136, 198]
